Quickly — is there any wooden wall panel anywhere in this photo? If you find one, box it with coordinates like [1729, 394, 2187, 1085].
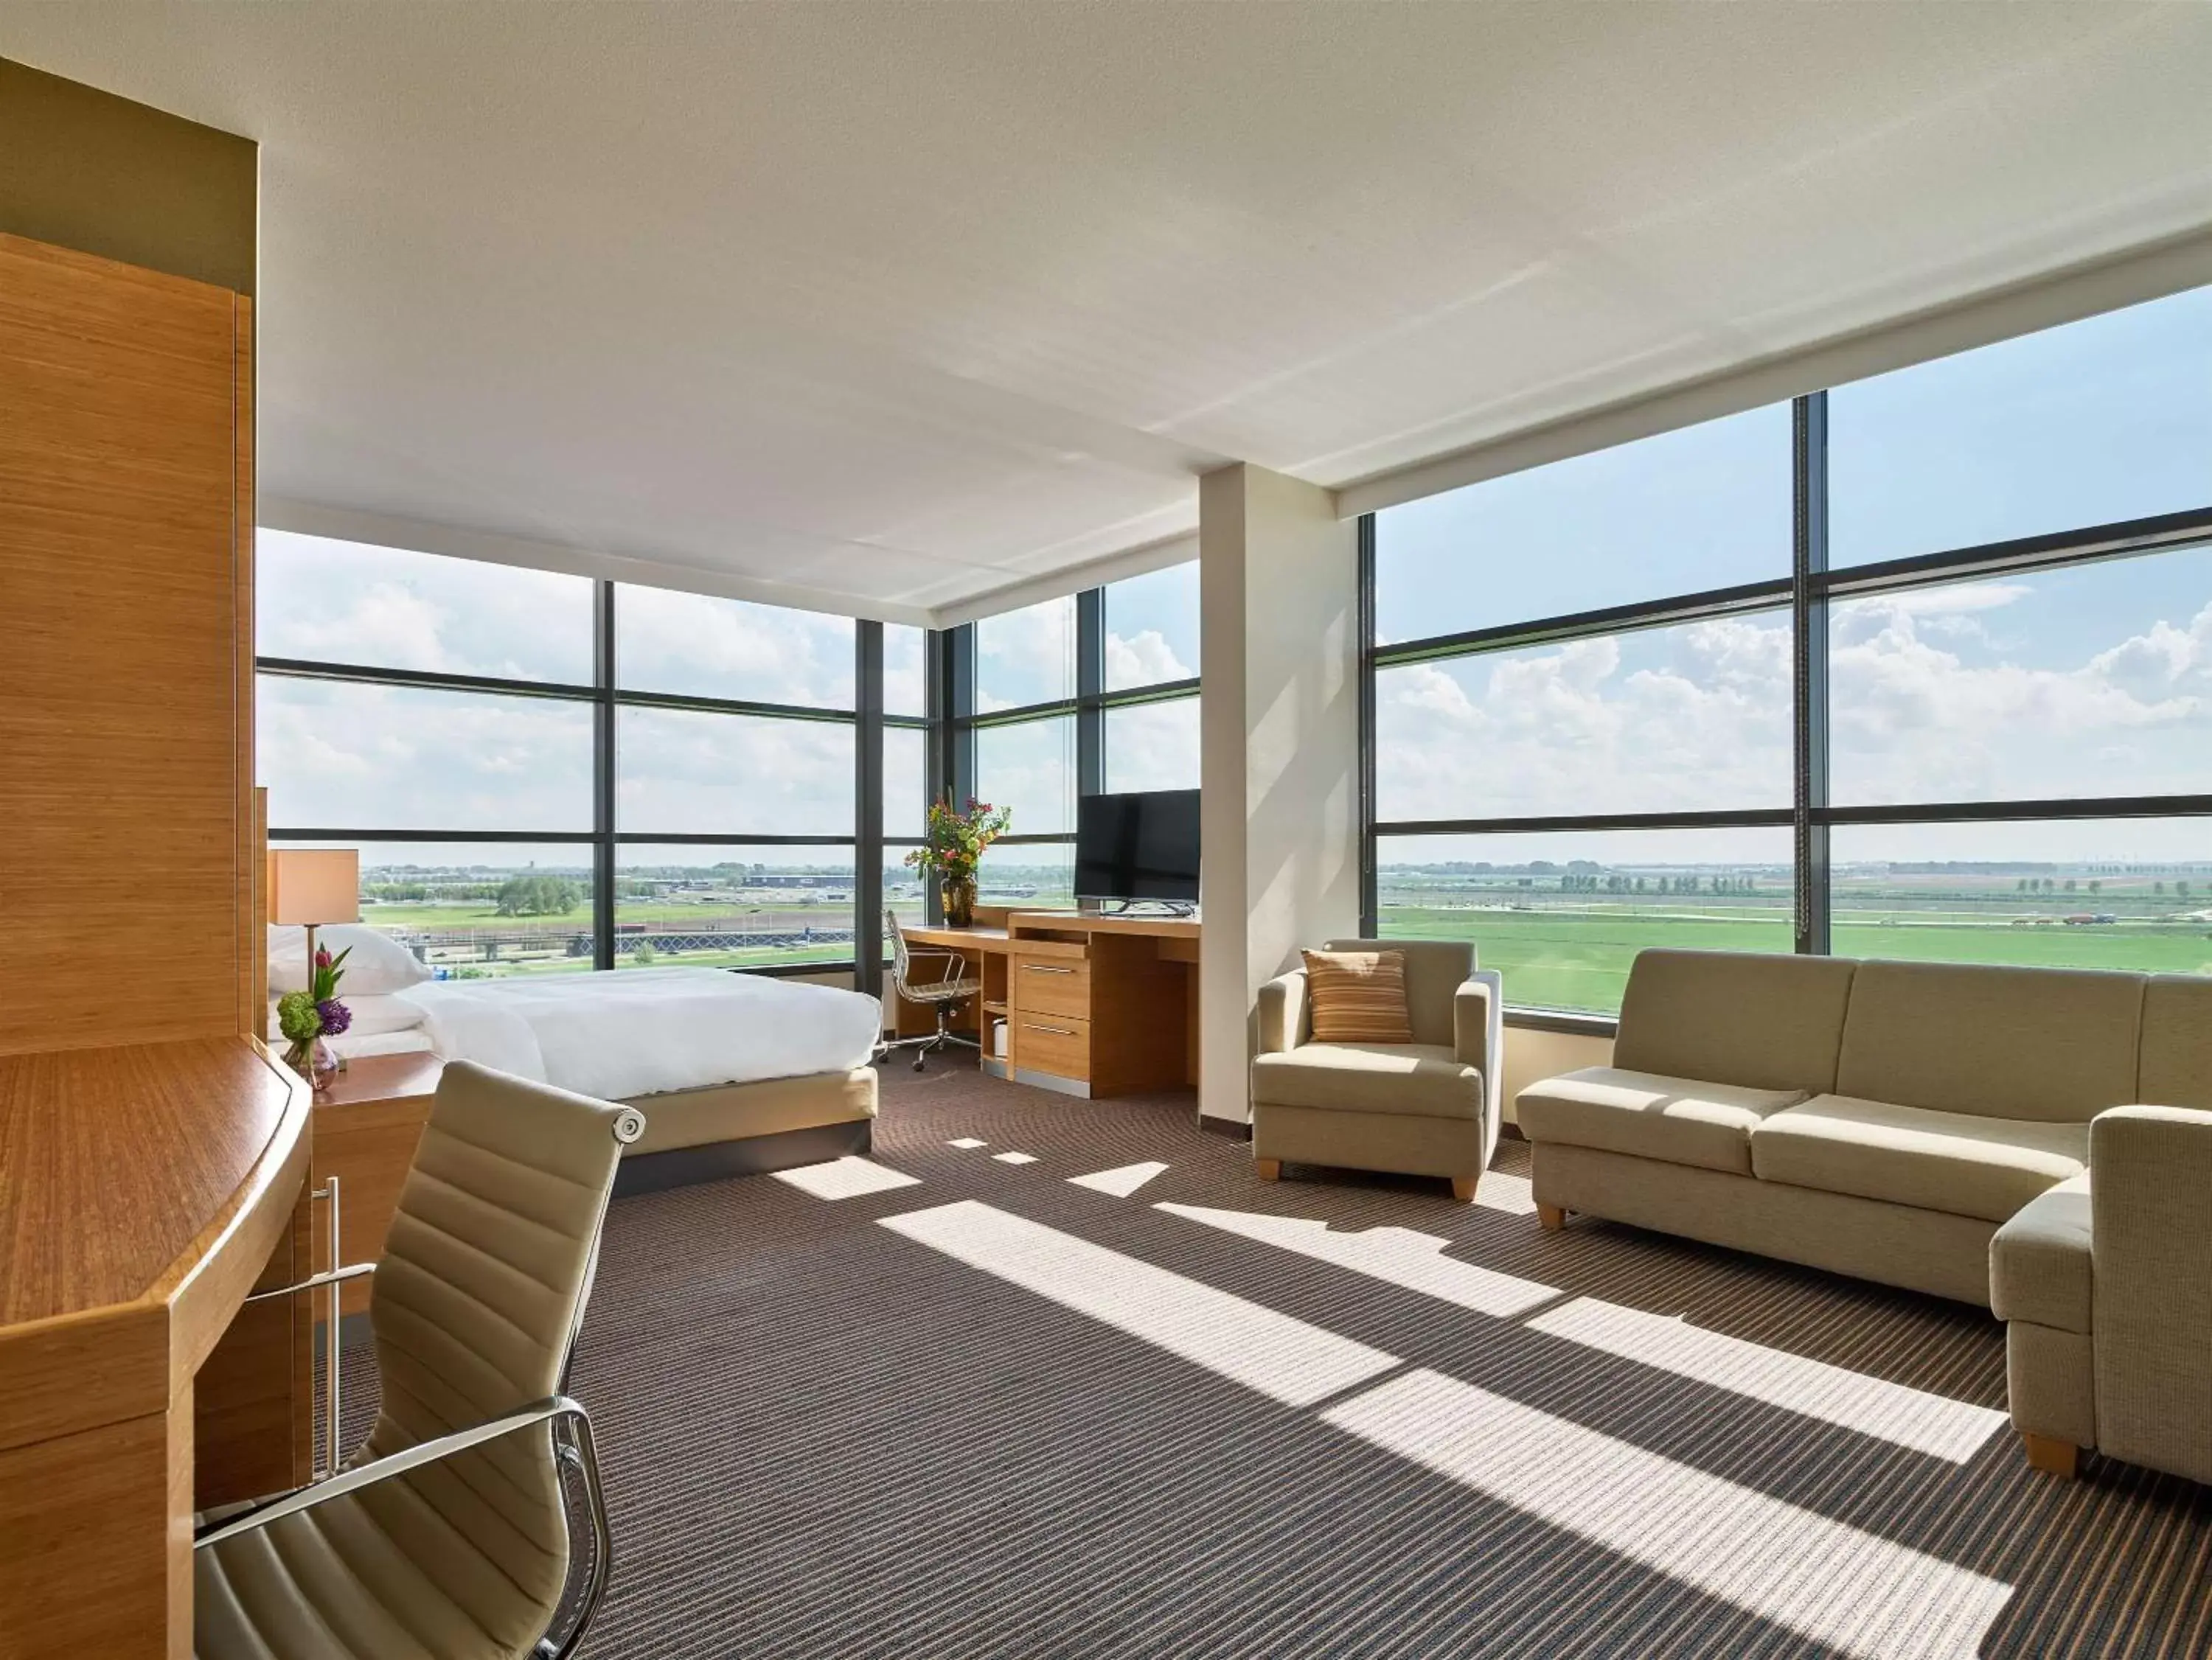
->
[0, 234, 251, 1054]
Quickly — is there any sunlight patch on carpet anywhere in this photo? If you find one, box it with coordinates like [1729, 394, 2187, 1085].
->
[880, 1200, 1399, 1406]
[1472, 1168, 1539, 1216]
[1069, 1161, 1170, 1197]
[947, 1137, 987, 1149]
[1323, 1368, 2013, 1660]
[1156, 1202, 1559, 1318]
[771, 1157, 924, 1200]
[992, 1151, 1039, 1165]
[1524, 1297, 2008, 1462]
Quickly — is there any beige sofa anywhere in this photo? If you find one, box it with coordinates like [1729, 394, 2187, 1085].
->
[1517, 949, 2152, 1306]
[1991, 975, 2212, 1481]
[1519, 949, 2212, 1481]
[1251, 939, 1503, 1201]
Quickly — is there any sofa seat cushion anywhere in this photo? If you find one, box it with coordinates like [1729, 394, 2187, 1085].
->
[1990, 1172, 2093, 1333]
[1251, 1043, 1481, 1120]
[1514, 1067, 1806, 1176]
[1751, 1095, 2087, 1224]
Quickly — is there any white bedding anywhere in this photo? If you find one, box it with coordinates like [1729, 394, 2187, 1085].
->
[395, 968, 882, 1101]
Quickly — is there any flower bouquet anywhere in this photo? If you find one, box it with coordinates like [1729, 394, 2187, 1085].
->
[903, 797, 1012, 927]
[276, 942, 352, 1089]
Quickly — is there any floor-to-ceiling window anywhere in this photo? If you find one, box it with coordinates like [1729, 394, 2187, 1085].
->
[1366, 283, 2212, 1020]
[940, 560, 1201, 909]
[259, 544, 912, 991]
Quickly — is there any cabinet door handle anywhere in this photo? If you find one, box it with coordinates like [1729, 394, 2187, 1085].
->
[1022, 963, 1076, 974]
[1026, 1022, 1075, 1037]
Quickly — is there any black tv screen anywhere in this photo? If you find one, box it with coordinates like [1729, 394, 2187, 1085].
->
[1076, 789, 1200, 904]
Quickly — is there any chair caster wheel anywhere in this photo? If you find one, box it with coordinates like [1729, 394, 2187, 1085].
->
[913, 1056, 926, 1073]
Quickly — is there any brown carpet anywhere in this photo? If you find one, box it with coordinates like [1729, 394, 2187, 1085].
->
[343, 1066, 2212, 1658]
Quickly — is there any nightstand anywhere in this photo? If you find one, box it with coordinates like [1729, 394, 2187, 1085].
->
[313, 1050, 445, 1314]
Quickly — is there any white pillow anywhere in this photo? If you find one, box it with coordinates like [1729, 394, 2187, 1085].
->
[266, 991, 428, 1042]
[268, 924, 434, 996]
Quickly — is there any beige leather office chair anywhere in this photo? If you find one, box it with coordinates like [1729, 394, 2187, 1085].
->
[195, 1061, 644, 1660]
[881, 907, 983, 1073]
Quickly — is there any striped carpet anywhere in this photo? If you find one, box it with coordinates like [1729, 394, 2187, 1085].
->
[340, 1067, 2212, 1658]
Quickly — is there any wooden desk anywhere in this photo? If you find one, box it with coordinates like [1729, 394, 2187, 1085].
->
[0, 1038, 316, 1658]
[897, 910, 1200, 1097]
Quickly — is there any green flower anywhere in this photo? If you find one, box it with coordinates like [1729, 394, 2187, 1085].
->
[276, 990, 323, 1043]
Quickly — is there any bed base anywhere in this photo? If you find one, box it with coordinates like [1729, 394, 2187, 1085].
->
[612, 1117, 874, 1197]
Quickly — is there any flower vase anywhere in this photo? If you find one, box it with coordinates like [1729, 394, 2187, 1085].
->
[943, 872, 977, 928]
[283, 1034, 341, 1092]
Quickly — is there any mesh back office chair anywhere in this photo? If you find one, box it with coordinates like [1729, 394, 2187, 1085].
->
[194, 1061, 645, 1660]
[881, 908, 984, 1073]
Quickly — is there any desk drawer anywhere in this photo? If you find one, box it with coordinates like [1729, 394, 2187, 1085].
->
[1014, 1013, 1091, 1081]
[1010, 955, 1091, 1018]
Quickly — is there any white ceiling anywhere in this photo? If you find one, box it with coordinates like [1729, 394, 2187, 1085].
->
[6, 2, 2212, 624]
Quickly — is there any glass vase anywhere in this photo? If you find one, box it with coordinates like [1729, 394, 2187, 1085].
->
[943, 872, 977, 928]
[282, 1034, 341, 1092]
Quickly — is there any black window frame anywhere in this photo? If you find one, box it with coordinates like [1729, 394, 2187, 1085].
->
[935, 571, 1202, 913]
[260, 576, 929, 996]
[1362, 384, 2212, 1036]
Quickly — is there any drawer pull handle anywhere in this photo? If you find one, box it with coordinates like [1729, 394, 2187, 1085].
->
[1023, 964, 1077, 974]
[1026, 1023, 1076, 1037]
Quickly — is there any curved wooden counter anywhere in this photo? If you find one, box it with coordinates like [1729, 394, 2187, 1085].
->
[0, 1036, 312, 1659]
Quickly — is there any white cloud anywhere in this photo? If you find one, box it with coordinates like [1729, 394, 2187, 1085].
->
[1105, 699, 1200, 793]
[1377, 618, 1793, 820]
[1105, 628, 1193, 688]
[618, 586, 854, 706]
[975, 599, 1076, 712]
[1829, 594, 2212, 803]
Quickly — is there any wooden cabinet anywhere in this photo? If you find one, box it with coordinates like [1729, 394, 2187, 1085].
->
[901, 913, 1200, 1098]
[0, 234, 259, 1056]
[312, 1053, 445, 1314]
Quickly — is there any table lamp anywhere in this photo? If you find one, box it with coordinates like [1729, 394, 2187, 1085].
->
[267, 848, 361, 975]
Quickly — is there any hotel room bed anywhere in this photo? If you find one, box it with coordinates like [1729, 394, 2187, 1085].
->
[316, 962, 883, 1193]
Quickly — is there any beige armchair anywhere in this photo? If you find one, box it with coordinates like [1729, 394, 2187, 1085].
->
[1250, 938, 1503, 1202]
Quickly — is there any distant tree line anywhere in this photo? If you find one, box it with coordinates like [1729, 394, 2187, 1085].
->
[495, 874, 583, 916]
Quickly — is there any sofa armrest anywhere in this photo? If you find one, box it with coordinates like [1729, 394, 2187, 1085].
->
[1990, 1172, 2092, 1333]
[1455, 969, 1505, 1163]
[1256, 969, 1310, 1055]
[2088, 1103, 2212, 1481]
[1453, 973, 1500, 1073]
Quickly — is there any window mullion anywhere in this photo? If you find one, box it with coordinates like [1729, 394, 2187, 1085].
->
[855, 621, 885, 997]
[593, 579, 617, 972]
[1793, 392, 1831, 956]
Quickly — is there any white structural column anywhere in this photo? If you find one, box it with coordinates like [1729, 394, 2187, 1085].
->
[1197, 463, 1361, 1128]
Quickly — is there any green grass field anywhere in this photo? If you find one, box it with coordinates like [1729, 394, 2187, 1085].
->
[1382, 903, 2212, 1014]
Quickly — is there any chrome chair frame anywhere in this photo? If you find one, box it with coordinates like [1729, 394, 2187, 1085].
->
[193, 1103, 643, 1660]
[879, 907, 982, 1073]
[193, 1396, 613, 1660]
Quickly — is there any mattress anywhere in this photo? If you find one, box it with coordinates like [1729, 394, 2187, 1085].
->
[397, 966, 883, 1101]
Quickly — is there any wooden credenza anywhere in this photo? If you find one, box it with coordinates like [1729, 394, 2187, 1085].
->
[897, 910, 1201, 1097]
[0, 1039, 315, 1659]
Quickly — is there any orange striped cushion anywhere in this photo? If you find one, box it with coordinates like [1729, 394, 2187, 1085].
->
[1302, 949, 1414, 1045]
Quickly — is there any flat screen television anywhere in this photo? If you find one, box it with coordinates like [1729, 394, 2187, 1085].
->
[1075, 789, 1200, 906]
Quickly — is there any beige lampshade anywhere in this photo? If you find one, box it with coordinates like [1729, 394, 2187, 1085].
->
[267, 848, 361, 927]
